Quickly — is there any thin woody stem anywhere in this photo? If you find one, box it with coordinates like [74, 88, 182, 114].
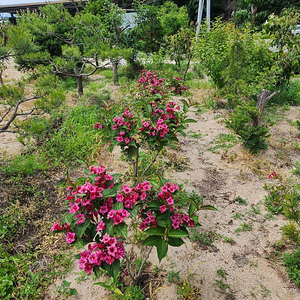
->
[142, 150, 160, 177]
[135, 246, 154, 280]
[124, 252, 135, 282]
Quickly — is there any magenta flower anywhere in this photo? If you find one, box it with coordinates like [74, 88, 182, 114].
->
[159, 205, 167, 213]
[66, 232, 75, 244]
[70, 203, 80, 213]
[96, 220, 106, 231]
[75, 213, 85, 225]
[51, 221, 62, 231]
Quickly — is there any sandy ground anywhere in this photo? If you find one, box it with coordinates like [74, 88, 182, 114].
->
[45, 106, 300, 300]
[1, 60, 300, 300]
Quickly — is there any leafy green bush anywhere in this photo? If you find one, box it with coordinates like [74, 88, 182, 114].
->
[225, 103, 270, 154]
[268, 81, 300, 106]
[44, 105, 101, 166]
[196, 20, 276, 98]
[283, 248, 300, 287]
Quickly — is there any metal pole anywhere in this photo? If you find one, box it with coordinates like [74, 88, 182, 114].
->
[206, 0, 210, 31]
[196, 0, 204, 35]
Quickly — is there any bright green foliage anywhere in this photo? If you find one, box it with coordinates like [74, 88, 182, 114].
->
[196, 20, 276, 98]
[113, 285, 145, 300]
[225, 103, 270, 154]
[157, 1, 189, 37]
[264, 183, 286, 214]
[263, 9, 300, 86]
[132, 3, 165, 54]
[283, 247, 300, 286]
[43, 105, 101, 166]
[167, 26, 195, 80]
[235, 0, 300, 28]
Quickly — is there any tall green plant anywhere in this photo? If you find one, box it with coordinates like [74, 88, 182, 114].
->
[225, 103, 270, 153]
[196, 20, 277, 98]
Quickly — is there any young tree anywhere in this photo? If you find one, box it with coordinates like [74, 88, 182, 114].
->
[83, 0, 132, 85]
[0, 71, 65, 133]
[132, 2, 165, 54]
[263, 9, 300, 86]
[10, 3, 112, 96]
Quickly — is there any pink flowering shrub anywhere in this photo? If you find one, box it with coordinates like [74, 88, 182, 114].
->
[136, 70, 187, 99]
[51, 73, 215, 284]
[51, 165, 201, 279]
[95, 74, 193, 176]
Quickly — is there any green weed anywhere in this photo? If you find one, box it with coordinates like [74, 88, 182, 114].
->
[235, 222, 252, 233]
[283, 247, 300, 287]
[208, 133, 239, 154]
[234, 196, 247, 205]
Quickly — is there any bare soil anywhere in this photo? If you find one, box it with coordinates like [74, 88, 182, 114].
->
[1, 61, 300, 300]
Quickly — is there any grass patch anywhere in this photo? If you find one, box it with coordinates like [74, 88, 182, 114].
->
[208, 133, 239, 154]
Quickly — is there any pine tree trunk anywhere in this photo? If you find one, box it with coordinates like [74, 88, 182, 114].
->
[77, 76, 84, 97]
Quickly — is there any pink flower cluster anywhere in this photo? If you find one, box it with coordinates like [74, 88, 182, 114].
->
[50, 221, 75, 244]
[137, 70, 165, 96]
[157, 182, 180, 209]
[170, 213, 194, 229]
[116, 181, 151, 209]
[78, 234, 125, 275]
[139, 211, 158, 231]
[66, 166, 114, 217]
[139, 101, 180, 140]
[112, 109, 136, 146]
[169, 77, 187, 95]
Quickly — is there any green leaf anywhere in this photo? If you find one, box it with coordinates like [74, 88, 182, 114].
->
[148, 202, 161, 209]
[191, 215, 201, 225]
[112, 202, 124, 210]
[143, 235, 162, 246]
[130, 205, 138, 218]
[188, 203, 196, 216]
[75, 220, 90, 238]
[73, 239, 84, 249]
[145, 226, 165, 236]
[105, 223, 114, 236]
[112, 173, 122, 180]
[75, 193, 86, 199]
[156, 239, 168, 262]
[157, 220, 168, 227]
[178, 130, 187, 137]
[184, 118, 197, 123]
[168, 229, 189, 238]
[168, 237, 185, 247]
[183, 104, 188, 113]
[102, 188, 117, 198]
[101, 260, 120, 279]
[200, 205, 218, 211]
[94, 281, 115, 291]
[113, 223, 127, 239]
[93, 266, 101, 278]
